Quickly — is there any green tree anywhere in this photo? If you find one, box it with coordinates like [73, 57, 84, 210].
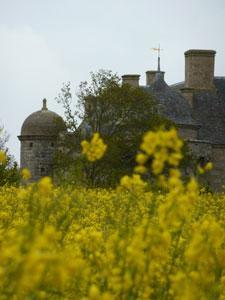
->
[0, 126, 20, 186]
[55, 70, 173, 187]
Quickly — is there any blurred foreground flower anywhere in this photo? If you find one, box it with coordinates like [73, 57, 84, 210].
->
[0, 128, 219, 300]
[198, 162, 213, 175]
[21, 168, 31, 181]
[119, 174, 147, 193]
[81, 133, 107, 162]
[137, 128, 183, 175]
[38, 176, 53, 195]
[0, 150, 7, 164]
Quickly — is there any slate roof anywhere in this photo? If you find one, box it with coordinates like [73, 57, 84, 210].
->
[142, 75, 196, 126]
[170, 77, 225, 144]
[191, 77, 225, 144]
[69, 76, 225, 146]
[214, 77, 225, 100]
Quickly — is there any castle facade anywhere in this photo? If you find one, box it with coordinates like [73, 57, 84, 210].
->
[18, 49, 225, 190]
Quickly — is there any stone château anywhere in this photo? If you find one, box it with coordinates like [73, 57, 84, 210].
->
[18, 49, 225, 190]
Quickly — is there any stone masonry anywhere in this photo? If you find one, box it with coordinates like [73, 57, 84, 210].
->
[19, 50, 225, 191]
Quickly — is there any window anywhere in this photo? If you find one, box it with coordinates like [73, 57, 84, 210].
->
[29, 142, 33, 148]
[41, 167, 45, 174]
[51, 142, 54, 147]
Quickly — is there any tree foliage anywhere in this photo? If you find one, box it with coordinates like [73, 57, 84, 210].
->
[55, 70, 173, 187]
[0, 126, 20, 186]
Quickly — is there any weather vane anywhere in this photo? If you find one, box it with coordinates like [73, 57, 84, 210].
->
[151, 44, 163, 72]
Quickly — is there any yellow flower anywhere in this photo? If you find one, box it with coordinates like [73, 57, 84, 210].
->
[21, 168, 31, 181]
[198, 162, 213, 174]
[205, 162, 213, 171]
[197, 165, 205, 174]
[0, 150, 7, 163]
[120, 174, 147, 193]
[38, 176, 53, 195]
[1, 127, 225, 299]
[136, 153, 148, 165]
[134, 165, 147, 174]
[89, 284, 100, 299]
[81, 133, 107, 162]
[139, 128, 183, 176]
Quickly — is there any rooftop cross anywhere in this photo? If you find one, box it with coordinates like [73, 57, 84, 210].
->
[151, 44, 163, 71]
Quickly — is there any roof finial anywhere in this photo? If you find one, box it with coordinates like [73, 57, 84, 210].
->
[42, 98, 48, 110]
[151, 44, 163, 72]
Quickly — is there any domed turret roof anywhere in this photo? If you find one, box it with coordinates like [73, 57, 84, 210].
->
[20, 99, 66, 136]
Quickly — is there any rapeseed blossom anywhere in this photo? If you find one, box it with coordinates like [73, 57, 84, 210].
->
[119, 174, 148, 195]
[0, 150, 6, 163]
[198, 161, 213, 174]
[0, 128, 221, 299]
[81, 132, 107, 161]
[138, 128, 183, 175]
[38, 176, 53, 195]
[21, 168, 31, 181]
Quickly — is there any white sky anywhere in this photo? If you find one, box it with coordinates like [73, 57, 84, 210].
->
[0, 0, 225, 163]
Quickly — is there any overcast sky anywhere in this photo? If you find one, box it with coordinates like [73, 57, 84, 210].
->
[0, 0, 225, 163]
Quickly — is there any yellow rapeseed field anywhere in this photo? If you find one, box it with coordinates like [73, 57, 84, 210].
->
[0, 129, 225, 299]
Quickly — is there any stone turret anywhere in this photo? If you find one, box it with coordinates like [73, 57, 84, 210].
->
[18, 99, 66, 181]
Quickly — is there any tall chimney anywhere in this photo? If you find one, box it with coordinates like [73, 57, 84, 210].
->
[122, 74, 140, 87]
[146, 71, 165, 85]
[184, 49, 216, 90]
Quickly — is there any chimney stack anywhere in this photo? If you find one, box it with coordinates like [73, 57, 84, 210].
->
[146, 71, 165, 85]
[122, 74, 140, 87]
[184, 49, 216, 90]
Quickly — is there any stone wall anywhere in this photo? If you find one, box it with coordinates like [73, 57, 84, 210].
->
[20, 136, 57, 181]
[209, 145, 225, 191]
[187, 141, 225, 191]
[179, 126, 198, 140]
[187, 140, 212, 160]
[187, 140, 212, 189]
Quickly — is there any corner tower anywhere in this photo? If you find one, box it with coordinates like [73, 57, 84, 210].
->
[18, 99, 66, 181]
